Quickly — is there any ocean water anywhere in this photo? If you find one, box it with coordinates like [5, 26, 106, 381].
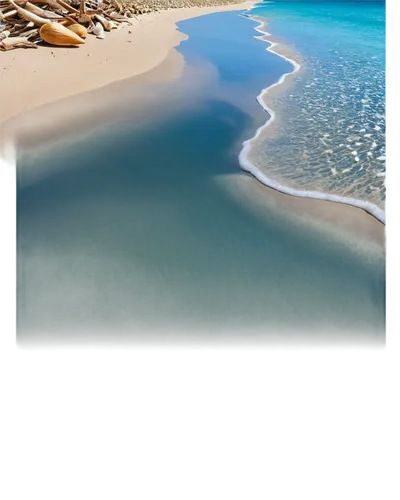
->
[247, 0, 385, 217]
[16, 10, 385, 343]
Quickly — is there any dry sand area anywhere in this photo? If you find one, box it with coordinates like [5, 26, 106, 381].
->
[0, 1, 252, 123]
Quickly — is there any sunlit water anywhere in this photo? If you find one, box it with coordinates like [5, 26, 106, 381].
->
[248, 0, 385, 213]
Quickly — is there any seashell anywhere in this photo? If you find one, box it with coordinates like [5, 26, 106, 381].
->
[39, 22, 85, 45]
[67, 23, 87, 39]
[0, 30, 10, 41]
[92, 22, 104, 39]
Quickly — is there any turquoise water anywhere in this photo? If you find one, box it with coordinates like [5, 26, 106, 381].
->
[16, 10, 385, 343]
[248, 1, 385, 214]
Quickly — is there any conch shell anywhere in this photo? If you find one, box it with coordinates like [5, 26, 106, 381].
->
[92, 22, 104, 39]
[67, 23, 87, 39]
[39, 22, 85, 45]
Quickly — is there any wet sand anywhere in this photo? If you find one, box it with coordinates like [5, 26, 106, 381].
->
[229, 174, 387, 259]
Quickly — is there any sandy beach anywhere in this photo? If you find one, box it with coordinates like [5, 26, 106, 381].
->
[12, 1, 384, 343]
[0, 1, 387, 253]
[0, 1, 253, 124]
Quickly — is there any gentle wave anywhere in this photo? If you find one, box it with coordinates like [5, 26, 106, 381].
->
[238, 14, 386, 225]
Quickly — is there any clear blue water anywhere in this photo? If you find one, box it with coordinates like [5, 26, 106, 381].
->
[16, 10, 385, 343]
[248, 0, 385, 212]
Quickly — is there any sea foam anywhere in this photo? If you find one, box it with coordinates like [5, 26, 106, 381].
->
[239, 11, 388, 224]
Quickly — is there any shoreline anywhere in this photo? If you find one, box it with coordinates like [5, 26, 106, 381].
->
[239, 16, 386, 226]
[2, 1, 385, 251]
[0, 1, 254, 125]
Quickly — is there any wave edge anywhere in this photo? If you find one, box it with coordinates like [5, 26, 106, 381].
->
[238, 14, 386, 225]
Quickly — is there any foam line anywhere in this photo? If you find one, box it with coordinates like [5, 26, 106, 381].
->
[238, 13, 386, 225]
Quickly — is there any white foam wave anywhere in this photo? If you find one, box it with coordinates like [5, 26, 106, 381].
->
[238, 14, 386, 225]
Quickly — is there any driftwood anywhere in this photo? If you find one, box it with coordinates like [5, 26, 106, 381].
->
[1, 0, 242, 50]
[0, 0, 137, 50]
[1, 34, 37, 48]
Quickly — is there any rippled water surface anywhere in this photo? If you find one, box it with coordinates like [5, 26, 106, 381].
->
[248, 0, 385, 212]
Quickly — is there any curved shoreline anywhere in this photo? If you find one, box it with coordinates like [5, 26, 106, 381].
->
[1, 3, 253, 174]
[0, 2, 253, 126]
[238, 15, 386, 225]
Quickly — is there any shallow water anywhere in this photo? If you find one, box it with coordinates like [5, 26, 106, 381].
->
[248, 0, 385, 213]
[16, 11, 385, 344]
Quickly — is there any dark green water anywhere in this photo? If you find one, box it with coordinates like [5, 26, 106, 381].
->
[17, 12, 385, 344]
